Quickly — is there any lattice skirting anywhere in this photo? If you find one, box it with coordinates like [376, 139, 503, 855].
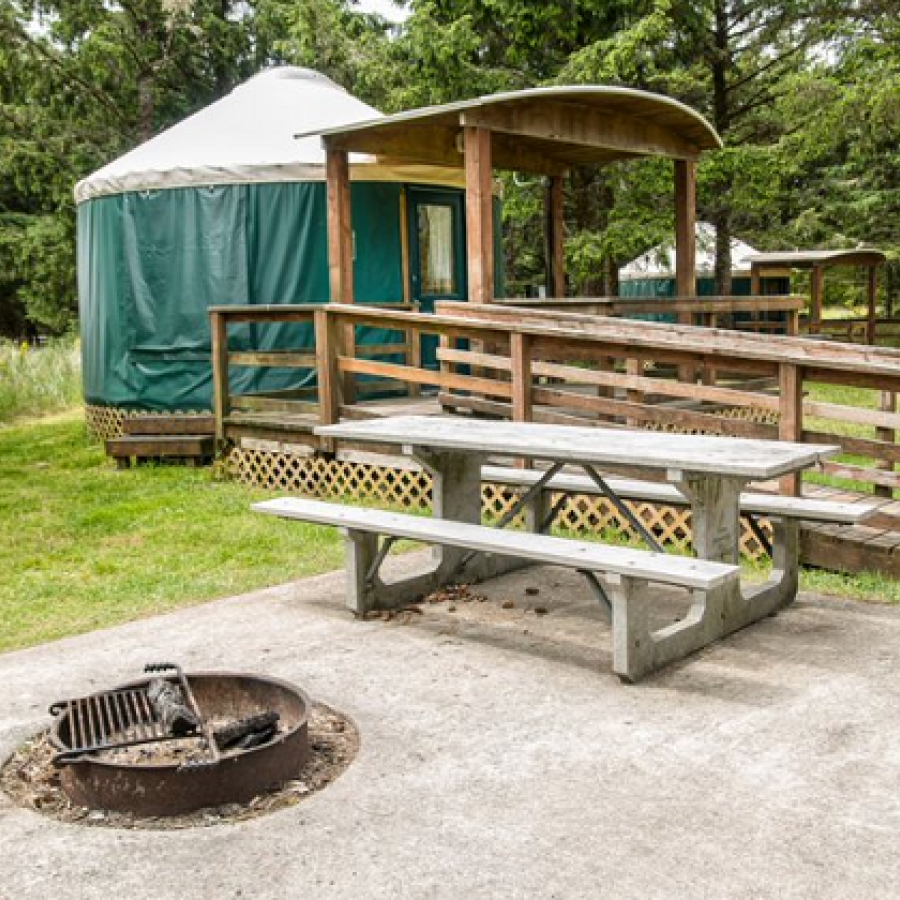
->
[227, 444, 771, 561]
[84, 404, 211, 441]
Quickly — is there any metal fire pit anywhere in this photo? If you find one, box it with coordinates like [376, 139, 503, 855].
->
[49, 671, 310, 817]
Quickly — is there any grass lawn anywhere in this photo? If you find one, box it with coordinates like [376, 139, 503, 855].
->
[0, 410, 344, 653]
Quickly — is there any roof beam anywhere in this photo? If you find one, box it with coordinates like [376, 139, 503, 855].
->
[489, 134, 569, 176]
[461, 100, 702, 161]
[325, 125, 463, 168]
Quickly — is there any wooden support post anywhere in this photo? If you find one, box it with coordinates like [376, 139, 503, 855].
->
[750, 265, 761, 296]
[210, 310, 229, 448]
[595, 356, 615, 423]
[315, 308, 342, 453]
[464, 126, 495, 305]
[786, 309, 800, 336]
[510, 331, 533, 468]
[867, 266, 878, 345]
[778, 363, 803, 496]
[810, 264, 824, 333]
[674, 160, 696, 317]
[510, 332, 533, 424]
[674, 159, 697, 382]
[326, 144, 354, 306]
[546, 175, 565, 299]
[876, 390, 896, 498]
[399, 189, 420, 398]
[626, 358, 643, 427]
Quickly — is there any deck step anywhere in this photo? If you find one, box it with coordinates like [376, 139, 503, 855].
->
[123, 414, 215, 436]
[106, 434, 215, 468]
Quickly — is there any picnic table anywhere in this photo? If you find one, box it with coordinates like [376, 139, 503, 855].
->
[260, 416, 840, 680]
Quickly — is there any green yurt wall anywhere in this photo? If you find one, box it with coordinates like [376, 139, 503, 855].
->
[75, 67, 468, 414]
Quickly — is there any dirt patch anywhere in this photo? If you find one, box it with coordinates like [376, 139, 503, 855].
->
[0, 702, 358, 830]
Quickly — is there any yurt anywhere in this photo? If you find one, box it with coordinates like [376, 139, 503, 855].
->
[76, 67, 476, 430]
[619, 222, 763, 298]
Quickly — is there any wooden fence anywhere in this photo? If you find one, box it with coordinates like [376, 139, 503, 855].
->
[209, 301, 900, 497]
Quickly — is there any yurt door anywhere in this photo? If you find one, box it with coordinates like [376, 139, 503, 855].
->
[408, 188, 466, 370]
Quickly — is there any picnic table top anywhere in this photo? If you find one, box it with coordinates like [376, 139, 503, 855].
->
[316, 416, 839, 480]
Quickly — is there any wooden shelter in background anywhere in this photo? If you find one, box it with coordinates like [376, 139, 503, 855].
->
[748, 249, 887, 344]
[313, 86, 722, 310]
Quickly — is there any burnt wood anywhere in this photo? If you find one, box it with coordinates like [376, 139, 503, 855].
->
[147, 678, 200, 737]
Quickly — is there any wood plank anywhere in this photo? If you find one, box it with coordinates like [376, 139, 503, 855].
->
[231, 396, 319, 415]
[499, 295, 805, 315]
[803, 399, 900, 431]
[123, 415, 215, 436]
[338, 355, 513, 398]
[803, 430, 900, 464]
[461, 99, 703, 161]
[254, 497, 738, 589]
[438, 392, 595, 427]
[674, 159, 696, 305]
[821, 462, 900, 490]
[779, 363, 803, 496]
[316, 415, 837, 479]
[315, 307, 342, 442]
[355, 343, 411, 357]
[106, 436, 214, 458]
[228, 351, 316, 369]
[531, 385, 777, 439]
[481, 465, 880, 524]
[875, 389, 896, 498]
[210, 310, 229, 445]
[328, 125, 463, 169]
[433, 302, 900, 379]
[326, 145, 354, 305]
[547, 176, 565, 299]
[510, 332, 532, 424]
[464, 125, 494, 304]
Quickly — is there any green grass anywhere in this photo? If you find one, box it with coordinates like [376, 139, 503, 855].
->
[801, 381, 895, 495]
[0, 411, 344, 653]
[0, 339, 83, 423]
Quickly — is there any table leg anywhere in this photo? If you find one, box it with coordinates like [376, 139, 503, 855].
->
[608, 473, 804, 681]
[415, 447, 484, 578]
[676, 473, 800, 629]
[345, 448, 530, 615]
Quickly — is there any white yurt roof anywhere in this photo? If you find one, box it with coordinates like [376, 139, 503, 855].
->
[619, 222, 758, 280]
[76, 67, 462, 203]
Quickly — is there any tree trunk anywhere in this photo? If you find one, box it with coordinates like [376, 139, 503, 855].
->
[711, 0, 733, 296]
[712, 210, 733, 297]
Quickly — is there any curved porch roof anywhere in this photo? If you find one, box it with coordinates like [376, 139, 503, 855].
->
[304, 85, 722, 175]
[748, 249, 887, 270]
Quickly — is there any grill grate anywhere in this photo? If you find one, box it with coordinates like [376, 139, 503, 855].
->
[49, 663, 216, 768]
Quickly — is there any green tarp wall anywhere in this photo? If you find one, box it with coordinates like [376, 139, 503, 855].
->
[78, 181, 413, 411]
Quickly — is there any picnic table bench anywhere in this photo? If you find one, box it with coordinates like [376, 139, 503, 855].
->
[256, 416, 843, 682]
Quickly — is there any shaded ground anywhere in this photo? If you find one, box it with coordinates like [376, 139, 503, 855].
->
[2, 554, 900, 899]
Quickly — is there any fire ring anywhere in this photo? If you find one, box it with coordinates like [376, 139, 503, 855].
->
[49, 671, 310, 818]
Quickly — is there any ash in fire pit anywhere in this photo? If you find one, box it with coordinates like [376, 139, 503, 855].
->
[0, 664, 359, 826]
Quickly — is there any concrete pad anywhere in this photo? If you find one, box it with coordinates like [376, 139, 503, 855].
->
[2, 554, 900, 900]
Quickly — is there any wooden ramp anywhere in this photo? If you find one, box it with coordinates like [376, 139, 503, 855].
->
[800, 485, 900, 577]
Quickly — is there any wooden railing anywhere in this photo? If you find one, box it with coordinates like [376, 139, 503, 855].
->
[497, 295, 805, 334]
[209, 301, 900, 497]
[801, 315, 900, 345]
